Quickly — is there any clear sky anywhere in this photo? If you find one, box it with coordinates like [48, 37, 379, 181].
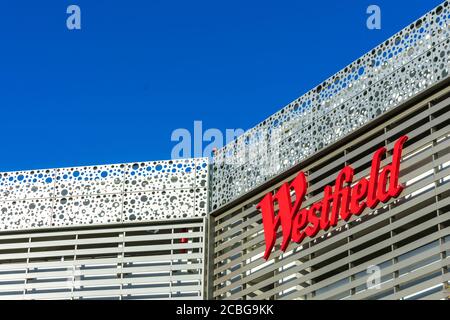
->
[0, 0, 444, 171]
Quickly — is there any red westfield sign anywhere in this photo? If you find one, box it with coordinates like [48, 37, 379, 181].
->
[257, 135, 408, 260]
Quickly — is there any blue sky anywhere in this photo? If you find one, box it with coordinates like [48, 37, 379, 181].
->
[0, 0, 443, 171]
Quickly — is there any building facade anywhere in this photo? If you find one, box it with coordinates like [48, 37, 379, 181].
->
[0, 1, 449, 300]
[0, 159, 209, 299]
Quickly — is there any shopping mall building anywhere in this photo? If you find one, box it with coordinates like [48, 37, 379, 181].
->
[0, 1, 449, 300]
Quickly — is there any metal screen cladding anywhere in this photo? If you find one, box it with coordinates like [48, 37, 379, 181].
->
[210, 1, 450, 211]
[210, 87, 450, 300]
[0, 218, 206, 300]
[0, 158, 208, 231]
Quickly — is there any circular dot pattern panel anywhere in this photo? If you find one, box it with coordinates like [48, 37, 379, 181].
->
[0, 158, 209, 231]
[52, 194, 123, 227]
[195, 159, 209, 217]
[0, 170, 54, 201]
[123, 189, 195, 222]
[54, 165, 126, 197]
[211, 2, 450, 210]
[124, 159, 197, 192]
[0, 199, 53, 230]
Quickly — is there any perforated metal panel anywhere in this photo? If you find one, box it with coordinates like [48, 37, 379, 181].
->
[211, 1, 450, 211]
[0, 158, 208, 231]
[0, 218, 206, 300]
[210, 89, 450, 300]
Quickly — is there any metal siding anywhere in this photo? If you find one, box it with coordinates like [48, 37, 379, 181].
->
[210, 89, 450, 300]
[0, 219, 206, 300]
